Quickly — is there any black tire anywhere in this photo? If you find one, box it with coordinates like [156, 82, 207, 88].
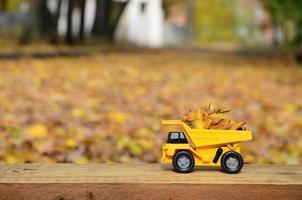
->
[221, 151, 243, 174]
[173, 151, 195, 173]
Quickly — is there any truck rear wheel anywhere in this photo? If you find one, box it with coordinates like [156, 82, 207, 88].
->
[221, 151, 243, 174]
[173, 151, 195, 173]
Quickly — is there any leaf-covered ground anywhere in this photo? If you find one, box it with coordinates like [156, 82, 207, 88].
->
[0, 50, 301, 164]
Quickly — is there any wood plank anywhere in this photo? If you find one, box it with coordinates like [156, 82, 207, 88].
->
[0, 164, 301, 200]
[0, 164, 301, 184]
[1, 184, 301, 200]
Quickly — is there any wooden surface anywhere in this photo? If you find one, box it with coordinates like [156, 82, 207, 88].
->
[0, 164, 301, 200]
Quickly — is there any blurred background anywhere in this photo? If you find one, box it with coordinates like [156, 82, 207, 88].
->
[0, 0, 301, 165]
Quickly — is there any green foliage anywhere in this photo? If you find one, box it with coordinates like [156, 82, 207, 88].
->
[265, 0, 302, 28]
[1, 0, 26, 12]
[194, 0, 238, 43]
[264, 0, 302, 46]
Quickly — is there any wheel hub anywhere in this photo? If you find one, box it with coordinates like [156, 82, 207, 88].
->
[226, 157, 239, 169]
[177, 155, 190, 169]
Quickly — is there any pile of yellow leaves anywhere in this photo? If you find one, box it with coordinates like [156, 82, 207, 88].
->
[183, 104, 246, 130]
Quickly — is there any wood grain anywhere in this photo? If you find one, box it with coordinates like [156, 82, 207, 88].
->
[0, 164, 301, 200]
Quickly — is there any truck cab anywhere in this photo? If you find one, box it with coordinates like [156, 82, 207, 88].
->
[162, 131, 196, 171]
[167, 132, 188, 144]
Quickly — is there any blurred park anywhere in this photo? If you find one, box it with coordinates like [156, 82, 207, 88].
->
[0, 0, 301, 165]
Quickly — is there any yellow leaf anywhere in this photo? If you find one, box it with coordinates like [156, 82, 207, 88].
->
[137, 128, 152, 137]
[65, 138, 77, 148]
[71, 108, 85, 118]
[243, 153, 256, 164]
[297, 118, 302, 127]
[25, 124, 48, 139]
[116, 137, 130, 150]
[108, 111, 129, 124]
[134, 86, 146, 95]
[55, 128, 66, 137]
[230, 121, 246, 130]
[5, 154, 19, 164]
[283, 102, 298, 113]
[74, 157, 90, 164]
[129, 141, 143, 155]
[137, 139, 154, 150]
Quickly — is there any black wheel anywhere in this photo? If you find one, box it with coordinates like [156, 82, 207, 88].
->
[221, 151, 243, 174]
[173, 151, 195, 173]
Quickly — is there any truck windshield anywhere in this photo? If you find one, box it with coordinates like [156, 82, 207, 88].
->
[167, 132, 188, 144]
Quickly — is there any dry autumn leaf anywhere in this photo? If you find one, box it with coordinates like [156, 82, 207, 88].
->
[183, 105, 246, 130]
[25, 124, 48, 139]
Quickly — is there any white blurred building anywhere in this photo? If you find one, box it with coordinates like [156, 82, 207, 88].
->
[114, 0, 164, 48]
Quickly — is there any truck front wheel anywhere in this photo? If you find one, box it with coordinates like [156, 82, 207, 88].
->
[173, 151, 195, 173]
[221, 151, 243, 174]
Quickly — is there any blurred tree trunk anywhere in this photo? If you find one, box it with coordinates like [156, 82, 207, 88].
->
[294, 30, 302, 64]
[79, 0, 87, 41]
[65, 0, 74, 44]
[110, 1, 128, 40]
[186, 0, 194, 46]
[48, 0, 62, 44]
[19, 0, 42, 44]
[17, 0, 128, 45]
[0, 0, 7, 11]
[51, 0, 62, 44]
[36, 0, 54, 35]
[93, 0, 112, 38]
[271, 22, 281, 47]
[92, 0, 128, 40]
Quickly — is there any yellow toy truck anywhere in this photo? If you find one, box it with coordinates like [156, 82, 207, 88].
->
[161, 120, 252, 174]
